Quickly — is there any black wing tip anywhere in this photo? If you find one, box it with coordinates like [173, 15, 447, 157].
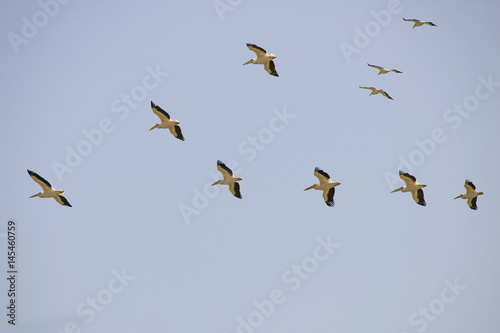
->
[418, 201, 427, 206]
[27, 169, 35, 176]
[217, 159, 224, 165]
[151, 101, 155, 107]
[325, 201, 335, 207]
[59, 195, 72, 207]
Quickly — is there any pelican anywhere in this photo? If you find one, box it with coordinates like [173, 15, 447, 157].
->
[243, 43, 279, 77]
[149, 101, 184, 141]
[27, 170, 72, 207]
[454, 180, 484, 210]
[211, 160, 242, 199]
[391, 170, 426, 206]
[304, 167, 341, 207]
[403, 18, 437, 28]
[359, 86, 393, 100]
[367, 63, 402, 75]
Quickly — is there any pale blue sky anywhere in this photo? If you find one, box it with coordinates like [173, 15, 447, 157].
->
[1, 1, 499, 332]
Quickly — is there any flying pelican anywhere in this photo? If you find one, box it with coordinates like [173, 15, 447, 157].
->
[211, 160, 242, 199]
[367, 63, 402, 75]
[359, 86, 393, 100]
[454, 180, 484, 210]
[149, 101, 184, 141]
[304, 167, 341, 207]
[243, 43, 279, 77]
[391, 170, 426, 206]
[403, 18, 437, 28]
[27, 170, 72, 207]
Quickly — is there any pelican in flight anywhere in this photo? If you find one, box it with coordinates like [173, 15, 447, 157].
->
[211, 160, 242, 199]
[149, 101, 184, 141]
[391, 170, 426, 206]
[368, 64, 402, 75]
[243, 43, 279, 77]
[403, 18, 437, 28]
[304, 167, 341, 207]
[454, 180, 484, 210]
[27, 170, 72, 207]
[359, 86, 393, 100]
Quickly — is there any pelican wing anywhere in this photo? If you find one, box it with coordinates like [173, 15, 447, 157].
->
[151, 101, 171, 121]
[403, 18, 419, 22]
[27, 169, 52, 190]
[55, 195, 72, 207]
[468, 197, 478, 210]
[217, 160, 233, 177]
[464, 180, 476, 192]
[229, 182, 242, 199]
[169, 125, 185, 141]
[399, 170, 417, 186]
[412, 189, 426, 206]
[264, 60, 279, 77]
[367, 64, 383, 70]
[314, 167, 331, 183]
[246, 43, 267, 57]
[390, 69, 402, 73]
[425, 21, 437, 27]
[359, 86, 375, 91]
[323, 187, 335, 207]
[381, 90, 393, 100]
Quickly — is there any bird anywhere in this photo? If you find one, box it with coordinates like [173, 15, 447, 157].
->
[211, 160, 242, 199]
[304, 167, 341, 207]
[454, 180, 484, 210]
[243, 43, 279, 77]
[359, 86, 393, 100]
[149, 101, 184, 141]
[391, 170, 427, 206]
[403, 18, 437, 28]
[367, 63, 402, 75]
[27, 170, 72, 207]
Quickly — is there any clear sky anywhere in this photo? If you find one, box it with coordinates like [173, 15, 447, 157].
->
[1, 0, 499, 332]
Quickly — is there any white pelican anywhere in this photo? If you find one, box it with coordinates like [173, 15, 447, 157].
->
[391, 170, 426, 206]
[454, 180, 484, 210]
[403, 18, 437, 28]
[211, 160, 242, 199]
[27, 170, 72, 207]
[367, 63, 402, 75]
[243, 43, 279, 77]
[359, 86, 393, 100]
[304, 167, 341, 207]
[149, 101, 184, 141]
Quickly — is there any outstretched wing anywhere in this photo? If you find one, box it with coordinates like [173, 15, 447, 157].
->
[229, 182, 242, 199]
[55, 195, 72, 207]
[247, 43, 267, 57]
[323, 187, 335, 207]
[264, 60, 279, 77]
[151, 101, 171, 121]
[169, 125, 185, 141]
[28, 169, 52, 190]
[217, 160, 233, 177]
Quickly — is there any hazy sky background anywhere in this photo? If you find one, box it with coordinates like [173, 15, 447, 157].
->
[1, 1, 499, 332]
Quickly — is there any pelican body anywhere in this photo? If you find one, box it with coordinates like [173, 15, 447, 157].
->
[243, 43, 279, 77]
[391, 170, 426, 206]
[367, 63, 402, 75]
[28, 170, 72, 207]
[359, 86, 393, 100]
[304, 167, 341, 207]
[454, 180, 484, 210]
[211, 160, 242, 199]
[149, 101, 184, 141]
[403, 18, 437, 28]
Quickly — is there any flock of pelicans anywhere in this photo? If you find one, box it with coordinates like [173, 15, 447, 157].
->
[27, 18, 485, 211]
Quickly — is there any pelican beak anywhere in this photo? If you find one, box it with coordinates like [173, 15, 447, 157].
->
[29, 193, 39, 198]
[243, 59, 253, 66]
[390, 187, 402, 193]
[304, 184, 315, 191]
[453, 195, 461, 200]
[149, 124, 158, 131]
[211, 181, 219, 186]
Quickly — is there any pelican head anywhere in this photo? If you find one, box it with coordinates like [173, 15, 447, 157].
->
[391, 186, 405, 193]
[304, 183, 319, 191]
[243, 59, 255, 66]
